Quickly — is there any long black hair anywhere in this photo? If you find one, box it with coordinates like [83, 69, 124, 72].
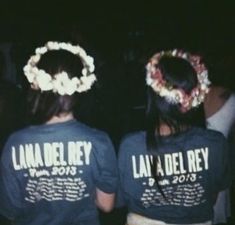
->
[26, 49, 84, 124]
[146, 56, 206, 195]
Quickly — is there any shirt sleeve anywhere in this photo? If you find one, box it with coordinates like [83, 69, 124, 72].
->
[115, 138, 127, 207]
[213, 135, 231, 192]
[92, 133, 118, 194]
[0, 138, 23, 219]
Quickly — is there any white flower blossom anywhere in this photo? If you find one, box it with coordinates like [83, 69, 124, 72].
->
[36, 47, 47, 55]
[36, 70, 53, 91]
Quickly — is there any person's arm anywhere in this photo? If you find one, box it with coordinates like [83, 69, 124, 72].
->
[0, 137, 22, 220]
[91, 133, 118, 212]
[95, 188, 115, 212]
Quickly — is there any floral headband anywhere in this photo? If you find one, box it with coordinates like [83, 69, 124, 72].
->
[146, 49, 211, 111]
[23, 41, 97, 95]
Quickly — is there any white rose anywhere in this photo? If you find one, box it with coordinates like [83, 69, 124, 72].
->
[36, 71, 53, 91]
[64, 80, 77, 95]
[30, 55, 41, 64]
[146, 74, 153, 86]
[81, 68, 88, 76]
[35, 47, 47, 55]
[25, 72, 35, 83]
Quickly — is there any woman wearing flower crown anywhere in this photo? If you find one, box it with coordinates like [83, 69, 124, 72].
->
[117, 50, 231, 225]
[0, 41, 118, 225]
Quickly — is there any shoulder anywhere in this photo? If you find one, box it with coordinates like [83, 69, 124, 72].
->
[229, 93, 235, 103]
[71, 122, 115, 152]
[5, 126, 33, 143]
[119, 131, 146, 155]
[120, 131, 145, 145]
[1, 127, 32, 160]
[190, 127, 226, 143]
[193, 127, 225, 137]
[77, 122, 112, 143]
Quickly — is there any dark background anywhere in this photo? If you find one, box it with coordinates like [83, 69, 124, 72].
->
[0, 0, 234, 85]
[0, 1, 234, 224]
[0, 1, 234, 58]
[0, 1, 234, 48]
[1, 0, 234, 134]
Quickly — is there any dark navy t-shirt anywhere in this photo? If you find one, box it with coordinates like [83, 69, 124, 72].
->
[117, 127, 230, 224]
[0, 119, 118, 225]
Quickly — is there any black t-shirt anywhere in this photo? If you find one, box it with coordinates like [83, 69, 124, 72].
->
[117, 127, 230, 224]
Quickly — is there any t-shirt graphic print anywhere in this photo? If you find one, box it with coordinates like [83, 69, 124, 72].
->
[12, 140, 92, 203]
[118, 128, 230, 224]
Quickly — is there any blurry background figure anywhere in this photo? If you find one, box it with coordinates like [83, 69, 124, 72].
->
[0, 46, 25, 225]
[0, 49, 25, 154]
[0, 42, 18, 84]
[204, 54, 235, 225]
[0, 79, 25, 151]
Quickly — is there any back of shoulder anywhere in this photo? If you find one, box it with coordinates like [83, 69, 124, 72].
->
[121, 131, 145, 144]
[192, 127, 226, 144]
[119, 131, 145, 154]
[76, 123, 112, 144]
[67, 123, 116, 153]
[6, 126, 32, 143]
[231, 93, 235, 101]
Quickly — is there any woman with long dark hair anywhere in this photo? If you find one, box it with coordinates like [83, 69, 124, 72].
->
[0, 41, 118, 225]
[117, 50, 230, 225]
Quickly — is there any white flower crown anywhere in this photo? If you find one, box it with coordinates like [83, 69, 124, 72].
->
[146, 49, 211, 111]
[23, 41, 97, 95]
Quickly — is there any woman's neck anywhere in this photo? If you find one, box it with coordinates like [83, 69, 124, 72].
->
[46, 112, 74, 124]
[159, 124, 172, 136]
[158, 123, 189, 136]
